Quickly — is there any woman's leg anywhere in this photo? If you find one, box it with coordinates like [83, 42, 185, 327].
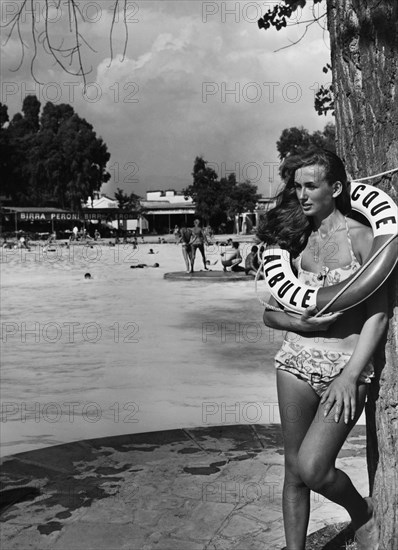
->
[297, 384, 370, 529]
[277, 370, 320, 550]
[190, 246, 196, 272]
[182, 247, 190, 272]
[199, 244, 208, 269]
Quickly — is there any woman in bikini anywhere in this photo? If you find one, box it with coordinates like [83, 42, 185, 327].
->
[259, 149, 387, 550]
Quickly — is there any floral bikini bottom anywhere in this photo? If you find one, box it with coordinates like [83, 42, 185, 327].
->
[275, 340, 374, 397]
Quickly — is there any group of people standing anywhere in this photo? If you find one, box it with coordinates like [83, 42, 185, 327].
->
[177, 220, 265, 277]
[69, 226, 101, 242]
[178, 219, 210, 273]
[174, 219, 266, 276]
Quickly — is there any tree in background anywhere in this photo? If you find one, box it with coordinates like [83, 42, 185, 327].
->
[183, 156, 220, 227]
[0, 104, 11, 201]
[0, 95, 110, 210]
[184, 157, 261, 231]
[1, 96, 43, 204]
[224, 179, 262, 222]
[114, 188, 141, 211]
[276, 122, 336, 159]
[259, 1, 398, 546]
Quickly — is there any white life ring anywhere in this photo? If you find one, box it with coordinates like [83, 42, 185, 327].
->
[262, 183, 398, 314]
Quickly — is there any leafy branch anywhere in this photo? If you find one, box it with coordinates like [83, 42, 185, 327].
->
[257, 0, 334, 116]
[315, 63, 334, 115]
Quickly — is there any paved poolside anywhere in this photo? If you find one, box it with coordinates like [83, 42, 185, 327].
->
[0, 424, 367, 549]
[164, 270, 252, 281]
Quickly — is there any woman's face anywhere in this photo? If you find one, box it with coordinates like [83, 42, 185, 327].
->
[294, 164, 336, 219]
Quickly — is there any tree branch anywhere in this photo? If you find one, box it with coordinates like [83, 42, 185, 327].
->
[1, 0, 130, 92]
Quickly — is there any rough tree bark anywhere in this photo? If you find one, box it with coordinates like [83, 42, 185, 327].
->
[327, 1, 398, 548]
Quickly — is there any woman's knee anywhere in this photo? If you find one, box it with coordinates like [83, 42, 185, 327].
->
[283, 457, 309, 506]
[284, 455, 305, 484]
[297, 452, 334, 492]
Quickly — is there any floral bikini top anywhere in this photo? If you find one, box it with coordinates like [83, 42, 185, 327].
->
[294, 218, 362, 288]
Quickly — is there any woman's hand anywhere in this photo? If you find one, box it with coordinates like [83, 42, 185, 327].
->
[320, 372, 358, 424]
[289, 305, 342, 332]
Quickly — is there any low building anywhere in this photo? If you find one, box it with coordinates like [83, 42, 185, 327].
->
[140, 190, 195, 234]
[84, 193, 147, 233]
[232, 198, 276, 234]
[85, 194, 118, 209]
[1, 190, 275, 238]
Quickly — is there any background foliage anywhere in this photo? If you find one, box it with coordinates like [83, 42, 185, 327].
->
[0, 95, 110, 210]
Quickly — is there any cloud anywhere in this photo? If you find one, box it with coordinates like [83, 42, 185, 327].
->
[0, 0, 333, 198]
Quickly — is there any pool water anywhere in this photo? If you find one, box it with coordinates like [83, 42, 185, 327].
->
[1, 242, 282, 456]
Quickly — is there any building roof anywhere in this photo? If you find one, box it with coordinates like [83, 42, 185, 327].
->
[1, 206, 139, 221]
[3, 207, 71, 213]
[144, 208, 196, 215]
[141, 201, 195, 210]
[85, 196, 118, 208]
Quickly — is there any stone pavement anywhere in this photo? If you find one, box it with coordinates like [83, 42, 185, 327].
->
[0, 424, 368, 550]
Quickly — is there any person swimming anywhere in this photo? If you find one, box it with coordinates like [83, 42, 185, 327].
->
[84, 273, 92, 279]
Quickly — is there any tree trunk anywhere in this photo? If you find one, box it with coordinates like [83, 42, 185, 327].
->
[327, 1, 398, 548]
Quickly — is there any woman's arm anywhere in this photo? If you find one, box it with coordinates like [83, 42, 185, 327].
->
[321, 284, 388, 423]
[343, 287, 388, 381]
[263, 296, 342, 333]
[321, 224, 389, 423]
[339, 221, 387, 381]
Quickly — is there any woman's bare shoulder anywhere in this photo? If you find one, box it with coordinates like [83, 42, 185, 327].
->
[346, 217, 373, 261]
[346, 217, 373, 238]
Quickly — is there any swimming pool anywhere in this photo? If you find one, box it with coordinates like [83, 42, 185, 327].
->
[1, 242, 282, 456]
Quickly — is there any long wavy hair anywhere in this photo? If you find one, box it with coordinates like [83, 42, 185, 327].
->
[257, 149, 351, 257]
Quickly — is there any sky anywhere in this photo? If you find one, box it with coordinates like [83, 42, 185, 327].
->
[0, 0, 334, 198]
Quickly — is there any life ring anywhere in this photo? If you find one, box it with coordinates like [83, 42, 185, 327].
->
[262, 182, 398, 314]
